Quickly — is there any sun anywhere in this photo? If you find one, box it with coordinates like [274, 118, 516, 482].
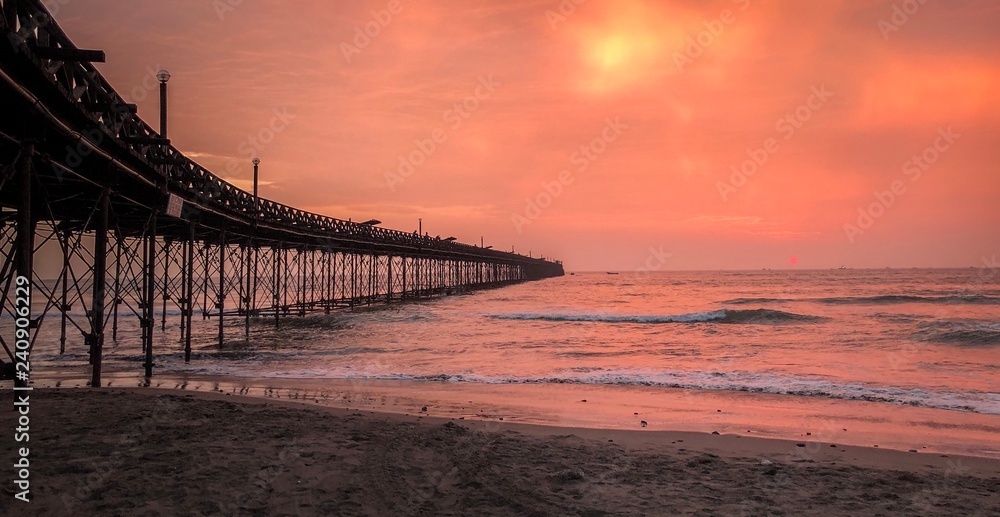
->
[594, 36, 630, 70]
[580, 30, 664, 93]
[568, 4, 690, 94]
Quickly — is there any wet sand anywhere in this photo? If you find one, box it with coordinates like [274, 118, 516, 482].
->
[34, 369, 1000, 459]
[2, 388, 999, 515]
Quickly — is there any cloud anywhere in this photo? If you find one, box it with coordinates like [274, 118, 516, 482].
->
[53, 0, 1000, 269]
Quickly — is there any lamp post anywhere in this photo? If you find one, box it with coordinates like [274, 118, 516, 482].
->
[156, 69, 170, 137]
[252, 157, 260, 207]
[247, 158, 261, 338]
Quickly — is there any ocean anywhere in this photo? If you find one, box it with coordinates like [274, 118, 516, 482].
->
[21, 267, 1000, 456]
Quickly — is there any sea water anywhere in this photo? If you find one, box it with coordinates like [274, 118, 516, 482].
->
[16, 268, 1000, 456]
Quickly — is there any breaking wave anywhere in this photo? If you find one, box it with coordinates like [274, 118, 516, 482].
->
[914, 321, 1000, 347]
[722, 295, 1000, 305]
[188, 366, 1000, 415]
[488, 308, 822, 324]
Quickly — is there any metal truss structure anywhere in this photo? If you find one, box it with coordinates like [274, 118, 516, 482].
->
[0, 0, 563, 387]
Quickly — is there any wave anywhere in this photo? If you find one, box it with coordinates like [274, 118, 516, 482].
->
[722, 295, 1000, 305]
[914, 321, 1000, 347]
[408, 371, 1000, 414]
[181, 366, 999, 415]
[721, 297, 796, 304]
[488, 308, 821, 325]
[823, 295, 1000, 305]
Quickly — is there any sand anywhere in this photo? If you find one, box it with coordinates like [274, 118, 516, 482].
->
[2, 388, 999, 516]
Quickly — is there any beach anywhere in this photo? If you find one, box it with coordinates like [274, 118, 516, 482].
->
[10, 269, 1000, 513]
[3, 388, 998, 516]
[2, 0, 999, 514]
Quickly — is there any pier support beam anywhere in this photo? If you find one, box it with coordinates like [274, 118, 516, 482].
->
[273, 246, 281, 328]
[218, 230, 226, 346]
[143, 210, 157, 378]
[90, 189, 109, 387]
[111, 232, 122, 341]
[401, 256, 407, 300]
[59, 226, 69, 354]
[161, 239, 169, 331]
[386, 255, 393, 303]
[14, 144, 35, 389]
[244, 243, 251, 339]
[184, 225, 194, 362]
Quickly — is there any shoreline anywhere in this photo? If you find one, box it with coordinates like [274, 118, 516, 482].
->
[22, 368, 1000, 460]
[2, 387, 999, 514]
[93, 386, 1000, 476]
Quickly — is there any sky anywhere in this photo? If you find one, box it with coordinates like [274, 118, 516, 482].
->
[49, 0, 1000, 271]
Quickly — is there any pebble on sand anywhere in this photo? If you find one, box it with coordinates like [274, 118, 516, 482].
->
[640, 421, 648, 427]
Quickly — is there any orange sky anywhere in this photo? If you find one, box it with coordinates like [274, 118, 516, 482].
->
[52, 0, 1000, 270]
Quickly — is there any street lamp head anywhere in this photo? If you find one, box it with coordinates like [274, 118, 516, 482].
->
[252, 158, 260, 166]
[156, 69, 171, 83]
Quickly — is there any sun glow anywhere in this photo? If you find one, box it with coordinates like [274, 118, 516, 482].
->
[579, 30, 667, 93]
[593, 36, 631, 69]
[568, 4, 691, 94]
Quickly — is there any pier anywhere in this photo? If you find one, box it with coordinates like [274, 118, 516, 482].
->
[0, 0, 563, 387]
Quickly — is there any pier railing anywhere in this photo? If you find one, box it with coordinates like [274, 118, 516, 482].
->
[0, 0, 563, 387]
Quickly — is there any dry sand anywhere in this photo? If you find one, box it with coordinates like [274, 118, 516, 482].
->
[2, 388, 999, 515]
